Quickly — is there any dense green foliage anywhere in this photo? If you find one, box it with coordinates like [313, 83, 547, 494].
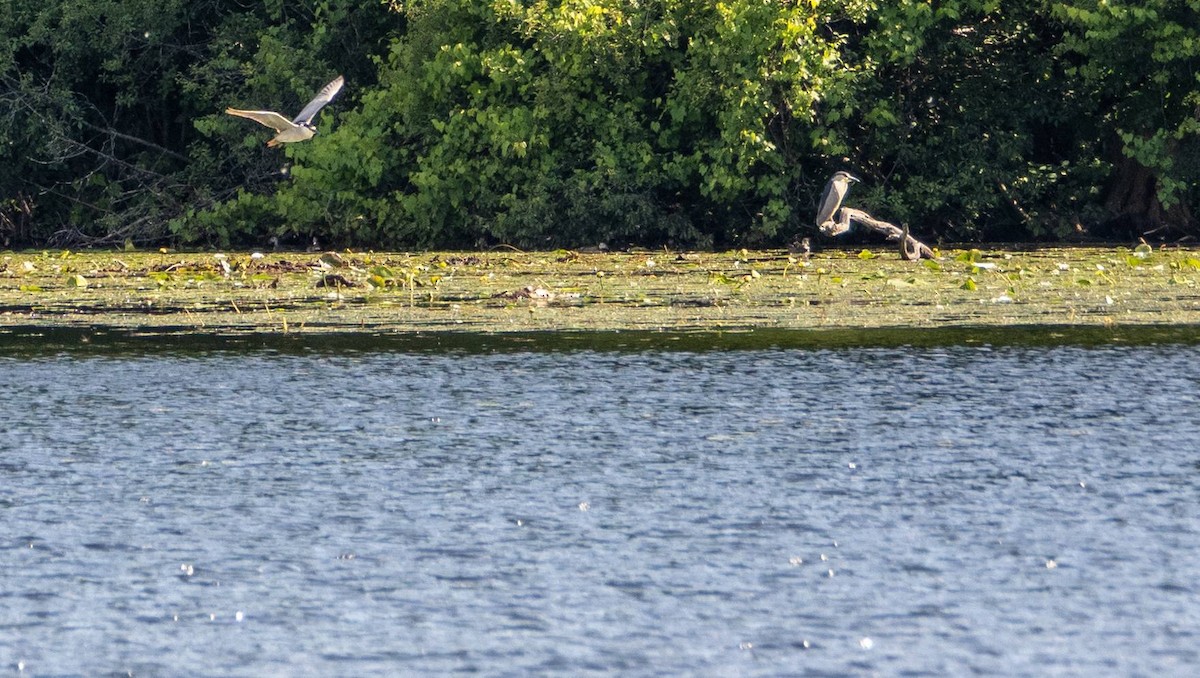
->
[2, 0, 1197, 249]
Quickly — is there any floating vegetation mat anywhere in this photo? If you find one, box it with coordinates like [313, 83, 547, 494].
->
[2, 246, 1199, 338]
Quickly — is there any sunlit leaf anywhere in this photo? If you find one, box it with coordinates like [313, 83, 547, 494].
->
[367, 265, 398, 288]
[67, 274, 88, 288]
[857, 249, 877, 260]
[960, 277, 977, 291]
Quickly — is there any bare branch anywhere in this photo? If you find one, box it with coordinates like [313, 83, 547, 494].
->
[79, 120, 189, 162]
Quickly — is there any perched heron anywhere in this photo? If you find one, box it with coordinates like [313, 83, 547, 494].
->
[226, 75, 344, 147]
[815, 171, 860, 232]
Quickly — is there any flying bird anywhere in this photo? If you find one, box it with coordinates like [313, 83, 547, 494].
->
[815, 171, 860, 230]
[226, 75, 344, 147]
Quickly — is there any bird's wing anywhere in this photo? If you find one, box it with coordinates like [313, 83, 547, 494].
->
[292, 75, 345, 125]
[225, 109, 295, 132]
[815, 176, 840, 226]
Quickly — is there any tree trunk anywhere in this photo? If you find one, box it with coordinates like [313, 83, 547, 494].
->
[1103, 152, 1196, 239]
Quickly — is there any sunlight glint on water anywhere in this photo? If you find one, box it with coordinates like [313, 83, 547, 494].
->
[2, 343, 1199, 675]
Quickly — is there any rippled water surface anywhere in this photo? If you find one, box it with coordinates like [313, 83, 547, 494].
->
[3, 332, 1200, 675]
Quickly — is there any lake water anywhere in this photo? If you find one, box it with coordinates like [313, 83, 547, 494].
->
[3, 328, 1200, 675]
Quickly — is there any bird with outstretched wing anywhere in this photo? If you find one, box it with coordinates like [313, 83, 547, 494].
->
[226, 75, 344, 147]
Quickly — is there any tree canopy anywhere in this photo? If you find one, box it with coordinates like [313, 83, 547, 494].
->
[2, 0, 1197, 249]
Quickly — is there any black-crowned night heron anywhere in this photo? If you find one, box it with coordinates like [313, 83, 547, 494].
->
[226, 75, 344, 147]
[815, 171, 860, 231]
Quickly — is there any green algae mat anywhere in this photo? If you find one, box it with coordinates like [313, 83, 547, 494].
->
[2, 246, 1199, 336]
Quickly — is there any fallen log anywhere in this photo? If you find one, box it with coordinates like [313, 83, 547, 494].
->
[820, 207, 935, 260]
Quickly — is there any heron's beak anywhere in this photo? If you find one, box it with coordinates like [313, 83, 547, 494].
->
[847, 174, 861, 183]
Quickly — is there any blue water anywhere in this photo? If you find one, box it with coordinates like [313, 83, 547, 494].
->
[2, 336, 1200, 675]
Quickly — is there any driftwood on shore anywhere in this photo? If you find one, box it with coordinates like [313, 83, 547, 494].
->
[820, 207, 936, 260]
